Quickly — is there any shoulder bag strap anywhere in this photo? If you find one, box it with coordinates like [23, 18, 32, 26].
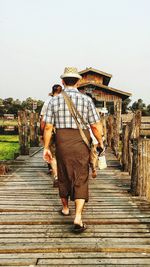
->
[61, 91, 90, 149]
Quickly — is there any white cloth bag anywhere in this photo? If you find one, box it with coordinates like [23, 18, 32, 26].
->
[98, 155, 107, 170]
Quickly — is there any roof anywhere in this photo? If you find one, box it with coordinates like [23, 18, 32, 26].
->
[79, 67, 112, 86]
[77, 82, 132, 100]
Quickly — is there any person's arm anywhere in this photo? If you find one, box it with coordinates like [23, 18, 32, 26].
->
[88, 99, 104, 149]
[90, 121, 104, 149]
[40, 102, 47, 137]
[43, 123, 53, 163]
[39, 115, 45, 145]
[42, 97, 54, 162]
[40, 115, 45, 133]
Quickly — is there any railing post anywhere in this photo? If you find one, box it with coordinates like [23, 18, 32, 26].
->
[113, 100, 121, 158]
[130, 110, 142, 195]
[107, 115, 114, 148]
[139, 139, 150, 201]
[122, 124, 130, 171]
[18, 111, 29, 155]
[131, 139, 139, 195]
[29, 112, 39, 147]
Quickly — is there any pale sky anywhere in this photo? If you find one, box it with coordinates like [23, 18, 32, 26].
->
[0, 0, 150, 103]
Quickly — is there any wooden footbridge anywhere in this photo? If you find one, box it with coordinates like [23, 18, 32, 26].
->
[0, 148, 150, 266]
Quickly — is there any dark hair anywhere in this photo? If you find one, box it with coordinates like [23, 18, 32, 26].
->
[86, 93, 96, 105]
[86, 93, 92, 99]
[52, 84, 62, 95]
[63, 77, 79, 86]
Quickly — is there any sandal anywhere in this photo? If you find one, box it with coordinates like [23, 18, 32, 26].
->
[92, 169, 97, 178]
[60, 209, 70, 216]
[53, 179, 59, 188]
[73, 223, 87, 233]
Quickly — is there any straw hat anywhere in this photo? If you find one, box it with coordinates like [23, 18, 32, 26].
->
[60, 67, 82, 79]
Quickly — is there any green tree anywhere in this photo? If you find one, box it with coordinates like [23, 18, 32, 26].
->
[22, 97, 34, 111]
[9, 99, 22, 116]
[131, 99, 146, 111]
[36, 100, 44, 114]
[3, 98, 14, 114]
[0, 98, 4, 117]
[131, 99, 150, 116]
[147, 104, 150, 115]
[122, 98, 132, 114]
[21, 97, 44, 114]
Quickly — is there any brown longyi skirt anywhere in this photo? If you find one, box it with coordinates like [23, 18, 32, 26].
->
[55, 129, 91, 202]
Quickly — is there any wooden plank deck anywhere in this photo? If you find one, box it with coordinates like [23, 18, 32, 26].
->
[0, 148, 150, 266]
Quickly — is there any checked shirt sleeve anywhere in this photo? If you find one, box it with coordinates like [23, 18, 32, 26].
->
[88, 98, 100, 125]
[43, 100, 54, 125]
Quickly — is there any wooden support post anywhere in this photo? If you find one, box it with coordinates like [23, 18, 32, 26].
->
[121, 121, 133, 174]
[130, 110, 142, 195]
[0, 165, 9, 175]
[122, 124, 130, 171]
[138, 139, 150, 201]
[130, 110, 141, 139]
[128, 134, 133, 175]
[113, 101, 122, 158]
[29, 112, 39, 147]
[18, 111, 29, 155]
[145, 139, 150, 201]
[131, 139, 139, 195]
[128, 137, 150, 201]
[107, 115, 114, 148]
[101, 115, 107, 145]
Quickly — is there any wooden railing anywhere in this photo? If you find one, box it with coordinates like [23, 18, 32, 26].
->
[107, 111, 150, 201]
[131, 138, 150, 200]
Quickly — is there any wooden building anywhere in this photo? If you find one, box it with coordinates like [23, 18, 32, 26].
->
[78, 67, 131, 114]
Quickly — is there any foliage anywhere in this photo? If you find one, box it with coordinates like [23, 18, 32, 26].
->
[122, 98, 132, 114]
[0, 143, 19, 160]
[0, 95, 149, 117]
[131, 99, 146, 111]
[0, 135, 19, 142]
[0, 97, 44, 117]
[0, 135, 19, 160]
[131, 99, 150, 116]
[122, 98, 150, 116]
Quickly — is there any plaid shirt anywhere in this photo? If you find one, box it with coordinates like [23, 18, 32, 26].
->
[40, 96, 52, 116]
[44, 88, 100, 129]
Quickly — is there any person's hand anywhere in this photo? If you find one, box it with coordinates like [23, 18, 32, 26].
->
[43, 148, 53, 163]
[97, 143, 105, 156]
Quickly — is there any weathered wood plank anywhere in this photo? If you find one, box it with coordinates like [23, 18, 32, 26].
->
[0, 243, 150, 253]
[37, 258, 150, 265]
[36, 265, 149, 267]
[0, 212, 149, 218]
[0, 232, 150, 238]
[0, 258, 37, 266]
[0, 264, 149, 267]
[1, 237, 150, 244]
[0, 252, 150, 259]
[0, 223, 148, 229]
